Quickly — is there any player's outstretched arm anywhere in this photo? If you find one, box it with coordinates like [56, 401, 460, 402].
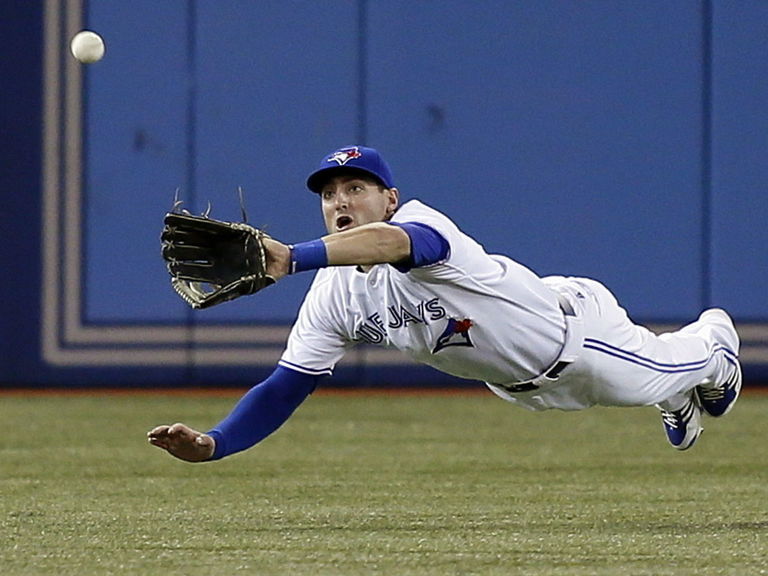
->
[275, 221, 447, 276]
[264, 218, 450, 281]
[147, 365, 320, 463]
[147, 423, 215, 462]
[322, 222, 412, 267]
[267, 222, 415, 279]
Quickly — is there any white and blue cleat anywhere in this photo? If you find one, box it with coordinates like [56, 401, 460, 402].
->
[660, 398, 703, 451]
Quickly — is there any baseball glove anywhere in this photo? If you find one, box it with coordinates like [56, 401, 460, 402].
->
[161, 206, 275, 309]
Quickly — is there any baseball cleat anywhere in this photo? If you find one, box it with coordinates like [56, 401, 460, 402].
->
[659, 398, 703, 450]
[697, 359, 742, 418]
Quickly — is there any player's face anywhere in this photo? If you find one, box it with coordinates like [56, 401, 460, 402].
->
[319, 175, 399, 234]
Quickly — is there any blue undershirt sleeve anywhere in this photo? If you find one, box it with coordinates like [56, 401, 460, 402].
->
[206, 365, 320, 460]
[388, 221, 450, 272]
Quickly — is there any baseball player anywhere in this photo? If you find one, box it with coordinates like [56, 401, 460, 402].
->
[148, 145, 742, 462]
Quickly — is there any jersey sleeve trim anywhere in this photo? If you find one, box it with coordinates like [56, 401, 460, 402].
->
[387, 221, 450, 272]
[278, 359, 334, 376]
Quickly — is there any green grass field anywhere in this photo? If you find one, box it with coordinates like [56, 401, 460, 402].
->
[0, 390, 766, 575]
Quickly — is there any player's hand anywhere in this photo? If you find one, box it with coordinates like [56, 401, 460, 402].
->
[147, 423, 215, 462]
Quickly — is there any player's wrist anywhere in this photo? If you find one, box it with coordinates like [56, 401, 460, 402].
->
[206, 430, 225, 460]
[289, 239, 328, 274]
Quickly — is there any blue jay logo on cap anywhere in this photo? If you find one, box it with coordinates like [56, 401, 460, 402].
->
[327, 147, 363, 166]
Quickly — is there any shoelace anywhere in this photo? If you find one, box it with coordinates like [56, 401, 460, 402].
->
[661, 410, 679, 429]
[661, 402, 694, 429]
[698, 368, 738, 402]
[661, 409, 685, 429]
[698, 386, 725, 401]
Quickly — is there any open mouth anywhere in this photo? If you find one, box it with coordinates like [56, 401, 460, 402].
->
[336, 215, 353, 231]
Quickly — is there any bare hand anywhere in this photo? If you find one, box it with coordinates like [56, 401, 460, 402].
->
[147, 423, 215, 462]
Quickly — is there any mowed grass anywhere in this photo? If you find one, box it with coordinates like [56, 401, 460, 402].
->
[0, 389, 766, 575]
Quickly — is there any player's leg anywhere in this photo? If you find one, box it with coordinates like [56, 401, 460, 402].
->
[565, 278, 738, 405]
[559, 277, 740, 449]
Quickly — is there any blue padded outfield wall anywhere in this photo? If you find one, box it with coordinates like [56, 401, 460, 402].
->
[3, 0, 768, 388]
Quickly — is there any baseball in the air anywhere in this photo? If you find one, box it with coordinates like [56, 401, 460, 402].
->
[70, 30, 105, 64]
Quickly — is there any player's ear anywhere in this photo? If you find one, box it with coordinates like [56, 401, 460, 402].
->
[385, 187, 399, 217]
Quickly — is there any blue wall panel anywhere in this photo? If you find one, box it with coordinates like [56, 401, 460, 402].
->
[1, 3, 43, 383]
[710, 0, 768, 318]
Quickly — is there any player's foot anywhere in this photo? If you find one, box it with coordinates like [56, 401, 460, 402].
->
[659, 398, 703, 450]
[695, 309, 742, 418]
[697, 359, 742, 417]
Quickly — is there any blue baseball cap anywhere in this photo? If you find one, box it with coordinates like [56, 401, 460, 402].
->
[306, 146, 395, 193]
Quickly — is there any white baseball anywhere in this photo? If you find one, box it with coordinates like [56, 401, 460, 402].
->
[70, 31, 105, 64]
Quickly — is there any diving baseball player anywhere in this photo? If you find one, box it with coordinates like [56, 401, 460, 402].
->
[149, 146, 742, 462]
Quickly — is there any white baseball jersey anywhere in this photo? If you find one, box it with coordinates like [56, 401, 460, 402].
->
[280, 199, 567, 385]
[280, 199, 739, 413]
